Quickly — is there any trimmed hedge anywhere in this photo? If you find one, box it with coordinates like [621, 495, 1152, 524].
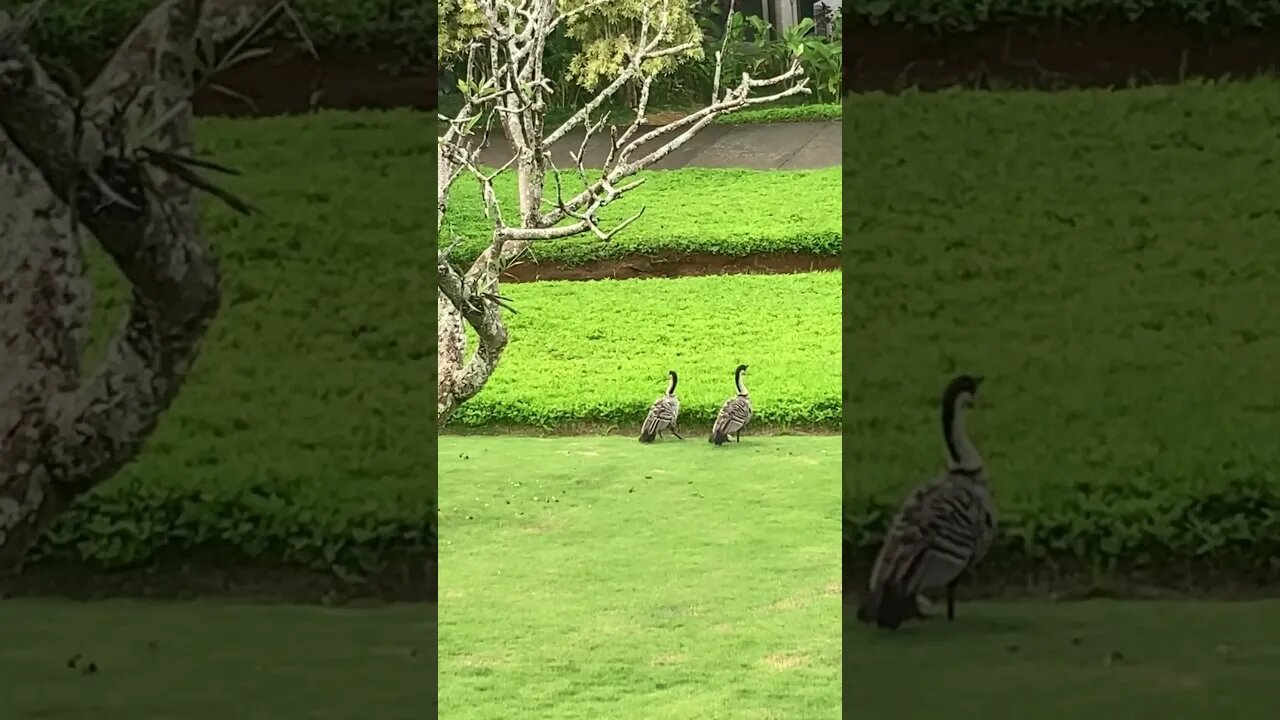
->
[845, 0, 1280, 31]
[443, 167, 841, 267]
[843, 81, 1280, 586]
[452, 271, 841, 429]
[28, 476, 437, 580]
[846, 474, 1280, 588]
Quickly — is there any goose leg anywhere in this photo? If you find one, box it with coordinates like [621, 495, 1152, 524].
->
[945, 580, 957, 621]
[670, 425, 683, 439]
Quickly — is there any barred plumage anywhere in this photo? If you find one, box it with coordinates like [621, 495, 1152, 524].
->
[710, 364, 752, 445]
[858, 374, 997, 630]
[639, 370, 681, 442]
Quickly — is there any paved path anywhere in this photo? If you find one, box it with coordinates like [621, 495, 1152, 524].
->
[475, 120, 841, 170]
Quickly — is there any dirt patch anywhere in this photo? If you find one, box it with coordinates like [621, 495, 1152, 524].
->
[2, 561, 437, 605]
[845, 23, 1280, 92]
[442, 423, 840, 437]
[192, 45, 436, 117]
[843, 566, 1280, 602]
[500, 251, 839, 283]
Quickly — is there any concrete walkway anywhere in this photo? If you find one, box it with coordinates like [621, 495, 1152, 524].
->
[475, 120, 841, 170]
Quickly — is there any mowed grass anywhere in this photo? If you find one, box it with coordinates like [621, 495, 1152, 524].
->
[843, 82, 1280, 500]
[0, 600, 436, 720]
[438, 436, 840, 719]
[845, 600, 1280, 718]
[453, 271, 841, 429]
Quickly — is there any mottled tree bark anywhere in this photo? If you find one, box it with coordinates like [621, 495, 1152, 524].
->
[0, 0, 275, 574]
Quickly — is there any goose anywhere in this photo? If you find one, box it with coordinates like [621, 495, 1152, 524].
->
[857, 374, 997, 630]
[710, 364, 752, 445]
[639, 370, 682, 442]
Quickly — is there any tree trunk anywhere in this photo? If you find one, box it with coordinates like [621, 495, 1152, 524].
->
[0, 0, 275, 575]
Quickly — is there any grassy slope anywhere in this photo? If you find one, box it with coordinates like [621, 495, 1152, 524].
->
[443, 166, 841, 267]
[845, 600, 1280, 718]
[452, 271, 841, 429]
[439, 436, 839, 719]
[842, 83, 1280, 581]
[1, 600, 436, 720]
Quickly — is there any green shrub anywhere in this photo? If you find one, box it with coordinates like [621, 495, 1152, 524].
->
[845, 0, 1280, 31]
[846, 474, 1280, 586]
[28, 475, 437, 579]
[843, 80, 1280, 587]
[442, 167, 841, 267]
[452, 272, 841, 429]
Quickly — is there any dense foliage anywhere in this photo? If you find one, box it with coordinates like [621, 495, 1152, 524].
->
[844, 81, 1280, 586]
[453, 272, 841, 429]
[442, 167, 841, 267]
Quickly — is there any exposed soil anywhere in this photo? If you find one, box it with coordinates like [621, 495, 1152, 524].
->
[191, 45, 436, 117]
[845, 23, 1280, 92]
[1, 560, 437, 605]
[499, 251, 839, 283]
[176, 24, 1280, 118]
[844, 558, 1280, 601]
[443, 423, 840, 437]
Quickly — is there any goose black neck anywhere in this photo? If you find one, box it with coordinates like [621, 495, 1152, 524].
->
[734, 367, 746, 395]
[941, 388, 961, 463]
[667, 372, 678, 395]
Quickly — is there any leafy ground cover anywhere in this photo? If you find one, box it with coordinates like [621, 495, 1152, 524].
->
[843, 81, 1280, 588]
[439, 435, 840, 719]
[845, 599, 1280, 718]
[1, 599, 436, 720]
[450, 271, 841, 430]
[441, 166, 841, 267]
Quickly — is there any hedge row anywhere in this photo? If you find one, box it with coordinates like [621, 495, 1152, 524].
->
[27, 476, 437, 580]
[845, 474, 1280, 585]
[451, 271, 841, 429]
[845, 0, 1280, 31]
[442, 166, 841, 267]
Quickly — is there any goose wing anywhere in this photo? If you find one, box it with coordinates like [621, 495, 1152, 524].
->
[868, 474, 990, 597]
[713, 395, 751, 435]
[641, 395, 678, 435]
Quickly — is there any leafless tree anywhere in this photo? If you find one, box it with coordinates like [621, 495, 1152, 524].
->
[436, 0, 809, 424]
[0, 0, 288, 575]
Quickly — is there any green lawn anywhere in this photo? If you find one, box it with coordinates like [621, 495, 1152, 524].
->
[845, 599, 1280, 718]
[438, 435, 840, 719]
[453, 271, 840, 429]
[0, 599, 436, 720]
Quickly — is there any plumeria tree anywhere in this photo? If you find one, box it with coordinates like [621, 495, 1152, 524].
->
[436, 0, 810, 424]
[0, 0, 293, 573]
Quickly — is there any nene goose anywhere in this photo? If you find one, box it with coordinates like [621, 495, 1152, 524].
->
[710, 364, 752, 445]
[857, 374, 997, 630]
[639, 370, 682, 442]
